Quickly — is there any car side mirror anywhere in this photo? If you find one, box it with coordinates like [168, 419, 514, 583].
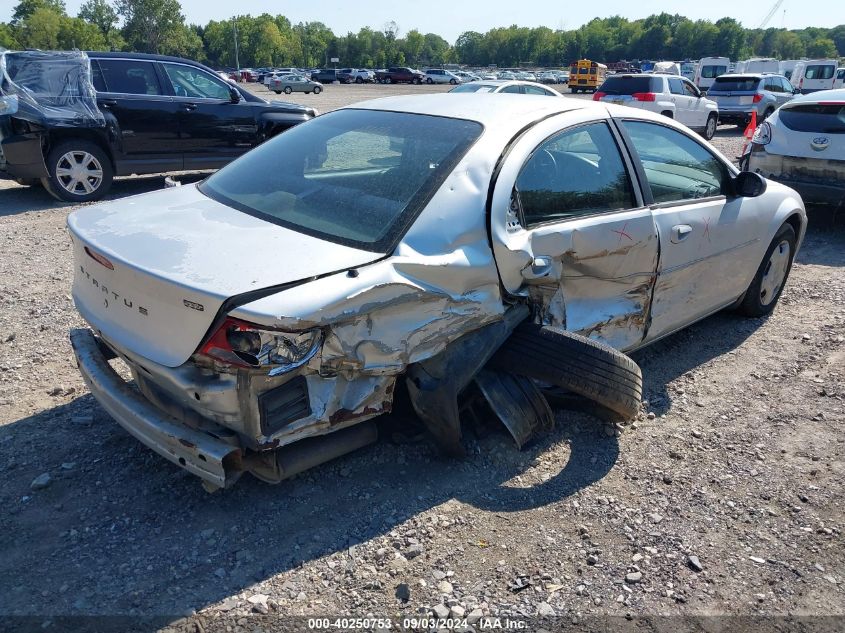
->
[732, 171, 767, 198]
[229, 86, 241, 103]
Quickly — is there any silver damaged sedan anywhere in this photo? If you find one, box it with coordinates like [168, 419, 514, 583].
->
[67, 94, 807, 489]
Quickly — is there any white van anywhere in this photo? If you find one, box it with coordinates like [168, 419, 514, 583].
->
[735, 58, 780, 74]
[695, 57, 730, 91]
[834, 68, 845, 89]
[679, 61, 697, 81]
[792, 59, 839, 93]
[779, 59, 805, 81]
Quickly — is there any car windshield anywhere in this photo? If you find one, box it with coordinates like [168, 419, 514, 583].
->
[599, 76, 659, 94]
[779, 103, 845, 133]
[450, 83, 498, 93]
[711, 76, 760, 92]
[199, 109, 483, 252]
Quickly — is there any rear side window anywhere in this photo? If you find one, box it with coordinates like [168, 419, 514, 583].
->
[516, 122, 635, 225]
[97, 59, 161, 95]
[599, 76, 659, 95]
[701, 65, 727, 78]
[804, 65, 835, 80]
[779, 104, 845, 133]
[711, 76, 760, 92]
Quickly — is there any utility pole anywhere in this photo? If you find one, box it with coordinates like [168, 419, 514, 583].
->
[232, 17, 240, 72]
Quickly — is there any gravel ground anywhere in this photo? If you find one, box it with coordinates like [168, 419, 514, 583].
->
[0, 83, 842, 631]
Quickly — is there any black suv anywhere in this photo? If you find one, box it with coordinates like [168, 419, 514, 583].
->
[310, 69, 339, 83]
[0, 50, 316, 202]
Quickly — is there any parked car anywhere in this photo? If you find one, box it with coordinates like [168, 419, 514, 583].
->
[423, 69, 462, 84]
[341, 68, 374, 83]
[536, 71, 558, 84]
[66, 94, 805, 489]
[745, 89, 844, 206]
[695, 57, 730, 92]
[454, 71, 480, 83]
[310, 68, 339, 84]
[375, 67, 425, 84]
[449, 80, 562, 96]
[481, 72, 498, 80]
[556, 70, 570, 84]
[264, 68, 298, 87]
[270, 74, 323, 95]
[791, 59, 840, 94]
[707, 73, 797, 127]
[0, 50, 316, 202]
[594, 74, 719, 139]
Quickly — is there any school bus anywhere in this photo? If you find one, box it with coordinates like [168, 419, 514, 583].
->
[569, 59, 607, 93]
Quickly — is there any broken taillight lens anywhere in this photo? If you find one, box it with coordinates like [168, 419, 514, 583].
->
[198, 317, 321, 376]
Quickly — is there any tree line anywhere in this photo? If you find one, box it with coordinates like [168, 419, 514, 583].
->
[1, 0, 842, 69]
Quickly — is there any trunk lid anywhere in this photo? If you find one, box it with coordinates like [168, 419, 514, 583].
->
[68, 184, 384, 367]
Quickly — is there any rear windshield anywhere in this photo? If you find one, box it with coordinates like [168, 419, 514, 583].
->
[711, 76, 760, 92]
[701, 65, 728, 78]
[598, 76, 659, 94]
[199, 109, 483, 252]
[804, 65, 836, 80]
[450, 83, 498, 93]
[779, 103, 845, 133]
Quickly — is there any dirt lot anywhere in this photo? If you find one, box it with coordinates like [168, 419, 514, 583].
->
[0, 83, 843, 631]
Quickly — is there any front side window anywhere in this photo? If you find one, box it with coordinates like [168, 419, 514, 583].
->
[668, 78, 684, 95]
[621, 120, 727, 204]
[163, 64, 230, 99]
[97, 59, 161, 95]
[199, 109, 482, 251]
[516, 122, 635, 226]
[701, 65, 727, 79]
[682, 80, 700, 97]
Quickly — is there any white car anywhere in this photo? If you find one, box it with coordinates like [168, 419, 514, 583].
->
[423, 69, 462, 84]
[594, 73, 719, 139]
[746, 88, 845, 207]
[449, 80, 562, 96]
[68, 94, 805, 490]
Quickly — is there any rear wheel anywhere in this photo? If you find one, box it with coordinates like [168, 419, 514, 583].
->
[413, 77, 421, 85]
[737, 223, 796, 317]
[426, 77, 433, 84]
[355, 77, 363, 84]
[385, 77, 392, 84]
[703, 113, 717, 140]
[488, 322, 643, 421]
[450, 78, 457, 84]
[313, 86, 322, 94]
[42, 140, 113, 203]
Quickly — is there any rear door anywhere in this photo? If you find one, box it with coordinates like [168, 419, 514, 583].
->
[92, 57, 182, 174]
[682, 79, 708, 128]
[490, 112, 659, 351]
[160, 61, 259, 170]
[668, 77, 692, 126]
[617, 119, 767, 343]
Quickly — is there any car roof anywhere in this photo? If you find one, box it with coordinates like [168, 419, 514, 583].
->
[347, 93, 593, 131]
[788, 88, 845, 105]
[86, 51, 209, 67]
[716, 73, 766, 79]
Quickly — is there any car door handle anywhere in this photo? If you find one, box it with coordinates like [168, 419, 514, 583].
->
[99, 99, 117, 108]
[671, 224, 693, 243]
[182, 103, 198, 111]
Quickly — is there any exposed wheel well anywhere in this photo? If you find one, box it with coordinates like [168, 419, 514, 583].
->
[46, 130, 115, 171]
[661, 110, 673, 118]
[784, 212, 803, 239]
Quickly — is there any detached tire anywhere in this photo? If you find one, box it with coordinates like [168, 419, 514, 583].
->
[489, 323, 643, 420]
[737, 223, 796, 317]
[42, 139, 113, 203]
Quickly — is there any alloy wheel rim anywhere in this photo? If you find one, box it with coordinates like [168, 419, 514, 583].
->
[759, 240, 791, 306]
[56, 151, 103, 195]
[707, 117, 716, 137]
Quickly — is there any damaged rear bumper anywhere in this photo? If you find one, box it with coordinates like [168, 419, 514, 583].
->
[70, 328, 243, 488]
[748, 147, 845, 206]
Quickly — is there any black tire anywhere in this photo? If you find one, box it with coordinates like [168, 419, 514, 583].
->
[703, 113, 717, 140]
[355, 77, 363, 83]
[737, 223, 796, 317]
[42, 139, 113, 203]
[283, 86, 292, 94]
[450, 78, 457, 84]
[413, 78, 421, 85]
[489, 323, 643, 420]
[274, 90, 281, 94]
[385, 77, 392, 84]
[426, 77, 433, 84]
[313, 86, 322, 94]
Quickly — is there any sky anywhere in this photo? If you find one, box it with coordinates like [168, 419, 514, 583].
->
[2, 0, 838, 43]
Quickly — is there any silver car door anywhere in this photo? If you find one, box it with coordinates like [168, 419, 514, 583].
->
[618, 118, 769, 343]
[490, 114, 659, 352]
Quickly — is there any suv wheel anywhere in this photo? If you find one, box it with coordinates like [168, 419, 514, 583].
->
[42, 140, 113, 203]
[426, 77, 433, 84]
[283, 86, 292, 94]
[355, 76, 363, 83]
[449, 78, 457, 84]
[703, 113, 717, 140]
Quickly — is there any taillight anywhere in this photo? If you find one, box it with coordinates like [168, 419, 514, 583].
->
[753, 93, 763, 103]
[198, 317, 322, 376]
[84, 246, 114, 270]
[632, 92, 656, 102]
[593, 91, 606, 101]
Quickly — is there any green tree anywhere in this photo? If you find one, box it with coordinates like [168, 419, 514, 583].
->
[17, 6, 62, 49]
[78, 0, 117, 35]
[402, 29, 424, 65]
[115, 0, 188, 55]
[0, 23, 20, 48]
[11, 0, 65, 24]
[58, 15, 107, 49]
[806, 37, 838, 58]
